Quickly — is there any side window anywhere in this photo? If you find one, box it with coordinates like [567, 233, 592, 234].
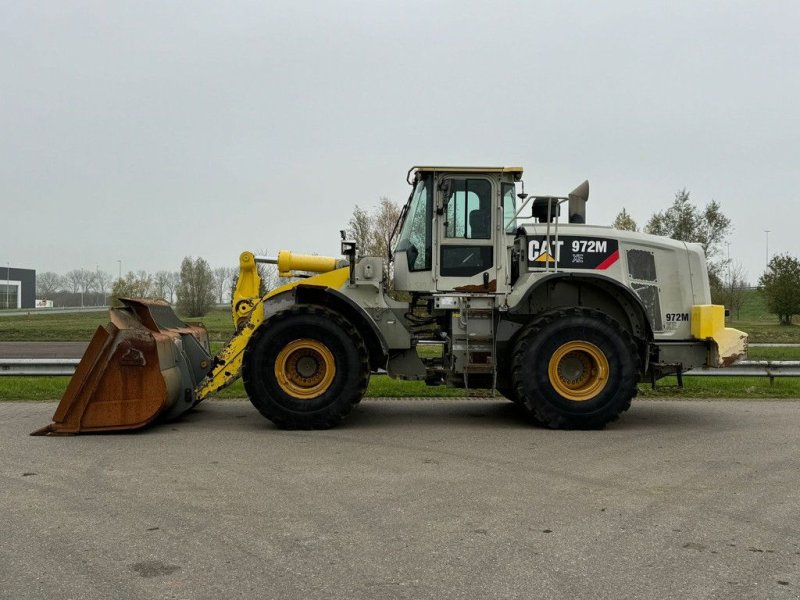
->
[502, 183, 517, 233]
[445, 179, 492, 239]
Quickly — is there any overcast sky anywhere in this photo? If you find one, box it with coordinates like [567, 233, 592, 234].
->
[2, 1, 798, 283]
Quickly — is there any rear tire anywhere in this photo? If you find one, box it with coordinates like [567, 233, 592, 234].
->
[242, 305, 370, 429]
[512, 308, 640, 429]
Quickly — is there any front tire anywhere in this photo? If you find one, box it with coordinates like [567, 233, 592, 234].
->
[495, 384, 522, 404]
[242, 305, 369, 429]
[512, 308, 640, 429]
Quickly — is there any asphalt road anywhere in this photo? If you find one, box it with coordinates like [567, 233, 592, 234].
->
[2, 399, 798, 600]
[0, 342, 88, 358]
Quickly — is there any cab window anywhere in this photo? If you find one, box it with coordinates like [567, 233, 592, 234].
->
[445, 179, 492, 239]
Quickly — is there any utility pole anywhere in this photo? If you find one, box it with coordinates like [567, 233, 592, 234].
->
[5, 262, 9, 309]
[117, 260, 122, 281]
[764, 230, 771, 269]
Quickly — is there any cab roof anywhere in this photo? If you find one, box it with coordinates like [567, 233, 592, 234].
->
[412, 166, 524, 175]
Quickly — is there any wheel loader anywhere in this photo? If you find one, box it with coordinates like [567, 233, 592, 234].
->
[33, 166, 747, 435]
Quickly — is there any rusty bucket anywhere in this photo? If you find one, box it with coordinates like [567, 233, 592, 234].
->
[32, 299, 213, 435]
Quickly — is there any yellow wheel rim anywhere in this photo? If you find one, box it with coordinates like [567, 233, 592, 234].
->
[547, 341, 609, 401]
[274, 339, 336, 400]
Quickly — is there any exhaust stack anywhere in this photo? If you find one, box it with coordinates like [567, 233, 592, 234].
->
[568, 180, 590, 224]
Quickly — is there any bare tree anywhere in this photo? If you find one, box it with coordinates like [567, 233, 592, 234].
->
[213, 267, 236, 303]
[75, 269, 96, 306]
[259, 263, 281, 294]
[153, 271, 173, 301]
[369, 196, 402, 260]
[347, 205, 372, 257]
[93, 270, 112, 304]
[165, 271, 180, 304]
[63, 270, 83, 294]
[135, 271, 154, 296]
[36, 272, 64, 298]
[346, 196, 402, 286]
[347, 197, 401, 259]
[724, 262, 748, 320]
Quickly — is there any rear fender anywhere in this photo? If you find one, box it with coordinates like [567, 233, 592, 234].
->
[511, 273, 653, 338]
[505, 273, 653, 372]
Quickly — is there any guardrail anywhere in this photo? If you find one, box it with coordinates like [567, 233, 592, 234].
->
[0, 306, 110, 318]
[1, 358, 799, 382]
[681, 361, 800, 385]
[0, 303, 231, 318]
[1, 359, 80, 376]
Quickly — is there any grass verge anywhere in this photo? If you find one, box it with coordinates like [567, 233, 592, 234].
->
[3, 374, 798, 402]
[0, 307, 235, 342]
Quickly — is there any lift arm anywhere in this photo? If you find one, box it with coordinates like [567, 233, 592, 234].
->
[195, 251, 349, 400]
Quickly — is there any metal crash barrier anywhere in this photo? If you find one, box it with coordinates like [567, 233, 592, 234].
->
[2, 358, 800, 385]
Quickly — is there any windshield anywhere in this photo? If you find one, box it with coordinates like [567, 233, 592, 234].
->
[395, 176, 432, 271]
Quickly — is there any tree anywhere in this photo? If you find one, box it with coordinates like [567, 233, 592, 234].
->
[77, 269, 96, 304]
[346, 197, 401, 259]
[164, 272, 180, 304]
[152, 271, 173, 301]
[213, 267, 236, 304]
[63, 270, 83, 294]
[347, 205, 373, 257]
[110, 271, 154, 306]
[346, 196, 402, 286]
[758, 254, 800, 325]
[93, 270, 112, 305]
[645, 189, 731, 263]
[258, 263, 279, 295]
[62, 268, 96, 306]
[369, 197, 402, 261]
[713, 261, 748, 319]
[611, 208, 637, 231]
[36, 272, 64, 297]
[176, 257, 215, 317]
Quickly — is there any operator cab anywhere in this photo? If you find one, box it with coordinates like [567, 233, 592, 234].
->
[393, 166, 523, 293]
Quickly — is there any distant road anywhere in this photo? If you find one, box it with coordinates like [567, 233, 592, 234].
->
[0, 342, 88, 358]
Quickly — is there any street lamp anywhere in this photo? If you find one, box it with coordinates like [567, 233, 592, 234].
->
[764, 230, 771, 269]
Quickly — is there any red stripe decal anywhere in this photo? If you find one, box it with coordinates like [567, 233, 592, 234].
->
[595, 249, 619, 270]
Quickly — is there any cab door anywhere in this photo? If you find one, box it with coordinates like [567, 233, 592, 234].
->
[436, 176, 495, 291]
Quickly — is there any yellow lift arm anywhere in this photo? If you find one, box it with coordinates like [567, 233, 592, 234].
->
[196, 251, 350, 399]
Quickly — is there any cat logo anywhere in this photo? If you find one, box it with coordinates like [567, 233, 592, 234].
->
[527, 235, 619, 271]
[533, 251, 556, 263]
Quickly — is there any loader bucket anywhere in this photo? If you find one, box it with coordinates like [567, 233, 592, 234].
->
[31, 299, 213, 435]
